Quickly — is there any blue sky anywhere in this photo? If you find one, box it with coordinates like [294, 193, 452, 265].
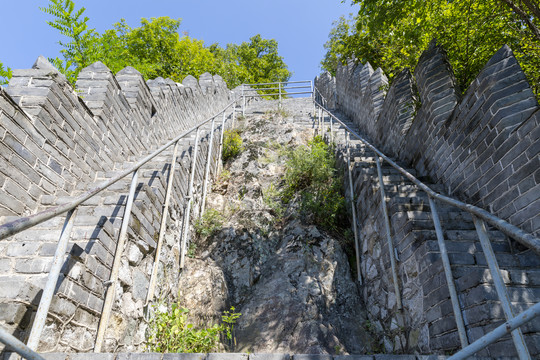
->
[1, 0, 358, 83]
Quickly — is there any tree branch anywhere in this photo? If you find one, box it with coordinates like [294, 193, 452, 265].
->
[522, 0, 540, 21]
[499, 0, 540, 42]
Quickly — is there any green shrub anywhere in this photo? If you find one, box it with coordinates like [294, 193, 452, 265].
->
[194, 209, 224, 239]
[222, 129, 243, 161]
[281, 135, 346, 231]
[147, 304, 241, 353]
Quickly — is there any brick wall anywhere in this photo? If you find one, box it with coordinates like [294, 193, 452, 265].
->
[0, 57, 254, 352]
[323, 41, 540, 356]
[316, 41, 539, 236]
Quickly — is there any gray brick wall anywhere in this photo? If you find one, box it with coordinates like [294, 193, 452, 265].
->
[316, 41, 539, 236]
[324, 40, 540, 357]
[0, 56, 244, 352]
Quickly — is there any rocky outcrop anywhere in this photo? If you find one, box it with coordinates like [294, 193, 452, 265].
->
[177, 99, 373, 355]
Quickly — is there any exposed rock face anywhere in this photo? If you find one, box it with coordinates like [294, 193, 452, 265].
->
[178, 99, 373, 354]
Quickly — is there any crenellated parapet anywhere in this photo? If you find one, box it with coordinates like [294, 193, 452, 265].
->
[316, 40, 540, 236]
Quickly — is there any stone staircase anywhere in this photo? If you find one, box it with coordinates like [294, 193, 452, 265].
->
[323, 108, 540, 357]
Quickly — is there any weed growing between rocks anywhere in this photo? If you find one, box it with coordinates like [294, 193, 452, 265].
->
[281, 135, 348, 233]
[194, 209, 225, 239]
[222, 129, 243, 162]
[147, 304, 241, 353]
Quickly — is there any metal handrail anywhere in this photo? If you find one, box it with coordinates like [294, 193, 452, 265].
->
[0, 95, 241, 357]
[243, 80, 311, 86]
[313, 100, 540, 255]
[313, 95, 539, 359]
[0, 98, 240, 241]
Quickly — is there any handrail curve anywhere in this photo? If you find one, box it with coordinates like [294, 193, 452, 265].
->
[313, 99, 540, 256]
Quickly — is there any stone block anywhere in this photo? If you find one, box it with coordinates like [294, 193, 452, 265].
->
[41, 354, 68, 360]
[69, 353, 116, 360]
[250, 354, 290, 360]
[293, 355, 332, 360]
[163, 354, 207, 360]
[334, 356, 373, 360]
[117, 354, 162, 360]
[207, 353, 248, 360]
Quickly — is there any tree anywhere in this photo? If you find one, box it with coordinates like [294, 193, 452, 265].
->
[322, 0, 540, 95]
[236, 35, 292, 85]
[40, 0, 292, 90]
[40, 0, 98, 83]
[0, 62, 12, 85]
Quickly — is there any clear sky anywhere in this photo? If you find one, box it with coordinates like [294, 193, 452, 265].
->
[1, 0, 358, 83]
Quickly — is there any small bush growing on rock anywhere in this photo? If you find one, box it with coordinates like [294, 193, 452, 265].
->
[147, 304, 241, 353]
[194, 209, 224, 239]
[222, 129, 243, 161]
[282, 135, 346, 231]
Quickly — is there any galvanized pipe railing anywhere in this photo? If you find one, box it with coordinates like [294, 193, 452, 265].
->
[0, 96, 241, 356]
[313, 97, 539, 359]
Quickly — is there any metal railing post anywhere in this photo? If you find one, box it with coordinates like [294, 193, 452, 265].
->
[448, 302, 540, 360]
[145, 140, 180, 306]
[27, 208, 77, 350]
[201, 118, 216, 215]
[375, 155, 402, 310]
[428, 196, 468, 348]
[215, 111, 227, 174]
[346, 133, 362, 284]
[180, 127, 201, 269]
[472, 216, 531, 360]
[318, 107, 322, 135]
[330, 116, 334, 144]
[95, 169, 139, 352]
[279, 82, 282, 109]
[242, 85, 246, 117]
[0, 326, 46, 360]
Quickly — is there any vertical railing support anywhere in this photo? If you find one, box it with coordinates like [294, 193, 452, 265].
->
[145, 140, 179, 307]
[180, 127, 201, 269]
[201, 118, 216, 215]
[473, 216, 531, 360]
[375, 156, 402, 310]
[330, 116, 334, 145]
[279, 82, 282, 109]
[346, 133, 362, 284]
[215, 110, 227, 175]
[95, 169, 139, 352]
[242, 85, 246, 117]
[428, 196, 469, 348]
[27, 208, 77, 350]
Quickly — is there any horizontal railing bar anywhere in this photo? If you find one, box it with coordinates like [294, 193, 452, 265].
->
[448, 302, 540, 360]
[0, 98, 240, 241]
[244, 91, 313, 97]
[314, 100, 540, 255]
[246, 85, 312, 91]
[244, 80, 311, 86]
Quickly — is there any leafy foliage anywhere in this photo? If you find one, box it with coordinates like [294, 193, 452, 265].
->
[147, 304, 241, 353]
[0, 61, 12, 85]
[40, 0, 97, 83]
[194, 209, 224, 239]
[282, 135, 346, 231]
[41, 0, 291, 87]
[222, 129, 243, 162]
[323, 0, 540, 95]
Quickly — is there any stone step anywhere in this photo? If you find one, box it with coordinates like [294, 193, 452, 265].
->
[1, 352, 482, 360]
